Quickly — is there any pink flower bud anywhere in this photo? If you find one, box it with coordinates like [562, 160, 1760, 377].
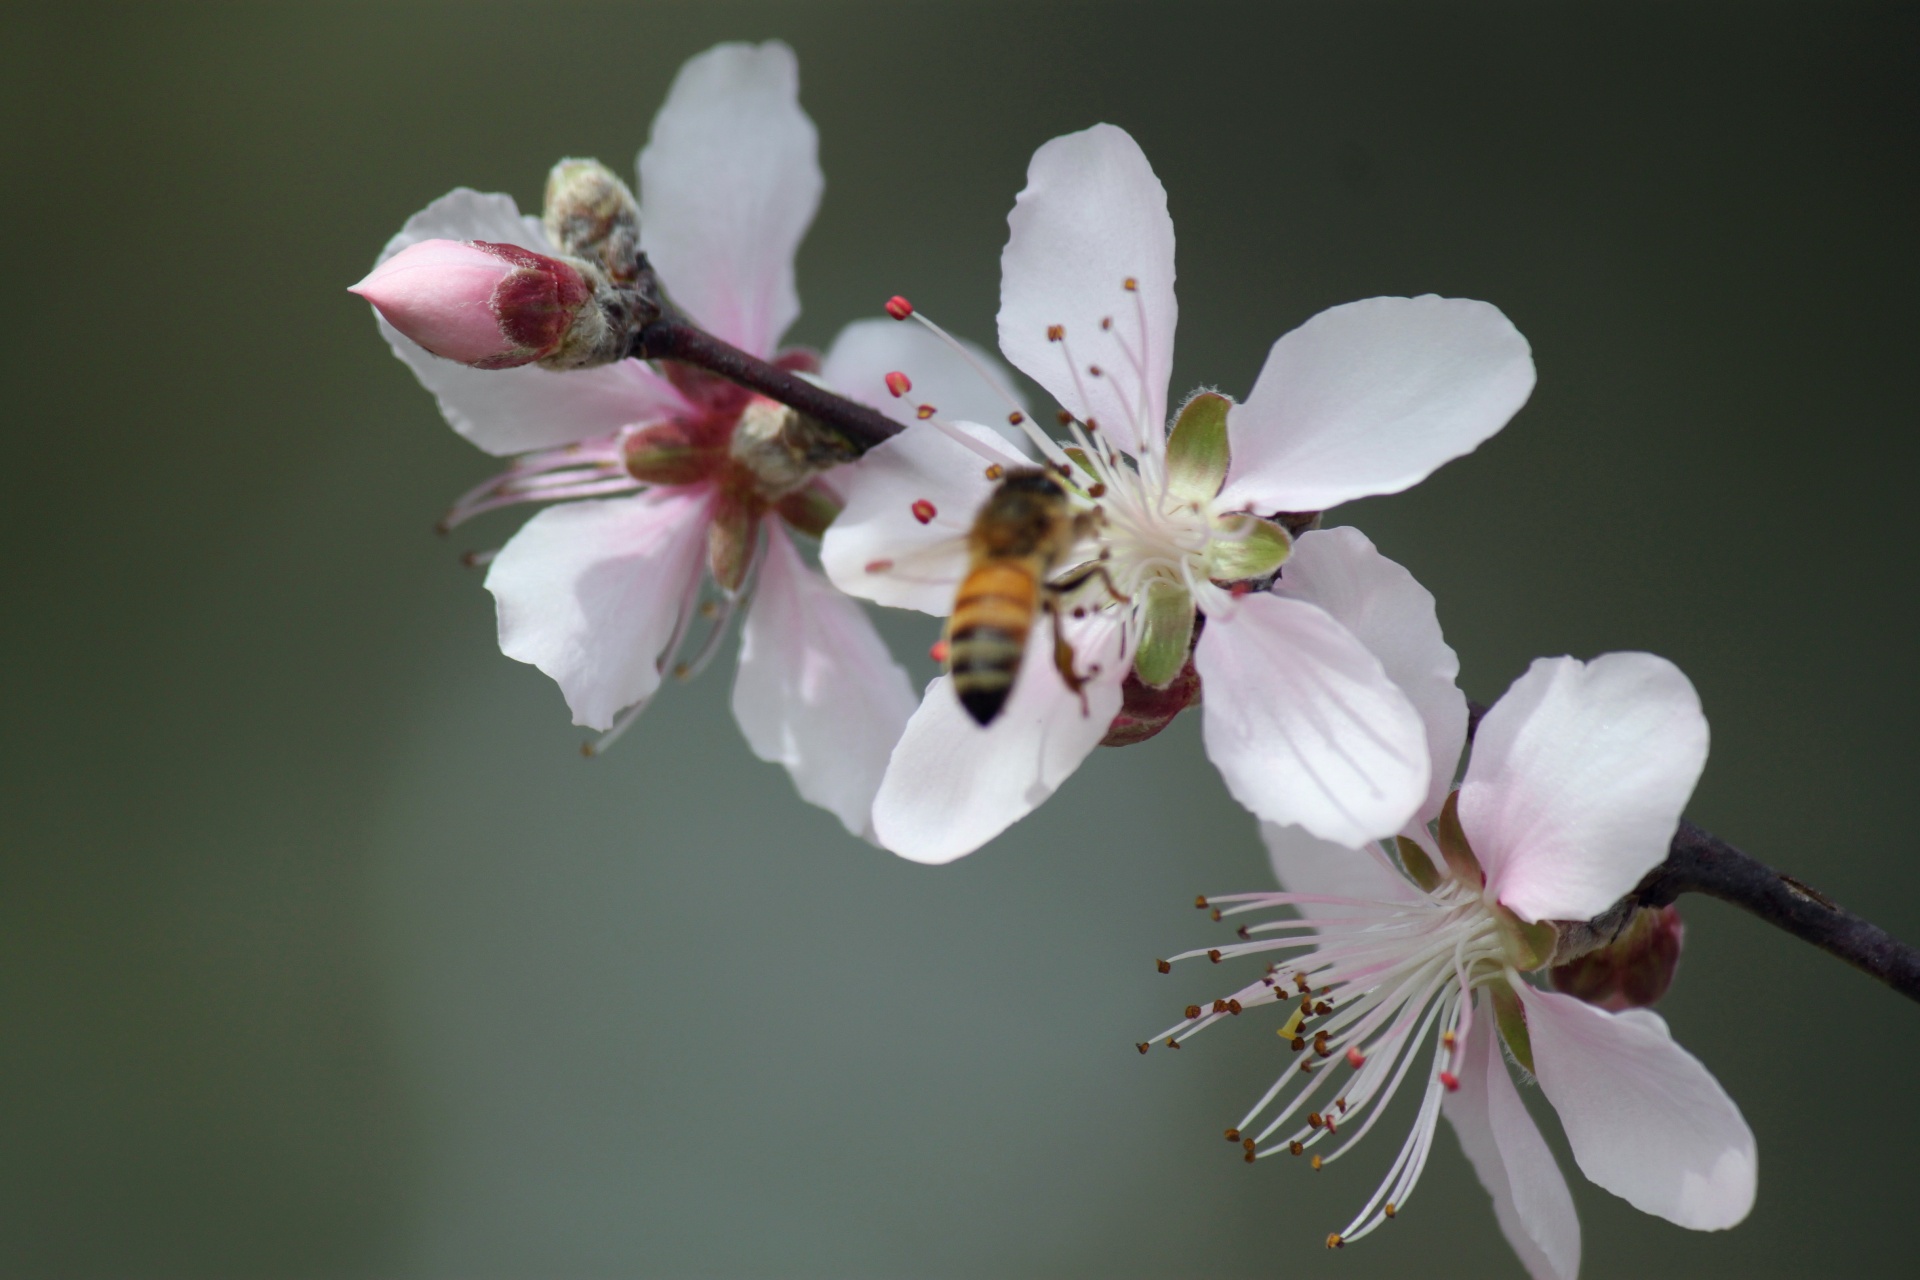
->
[1549, 903, 1685, 1011]
[350, 239, 593, 369]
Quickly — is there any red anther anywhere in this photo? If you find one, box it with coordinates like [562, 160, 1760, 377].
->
[864, 558, 894, 574]
[1207, 949, 1223, 964]
[884, 371, 912, 398]
[1184, 1004, 1202, 1019]
[929, 639, 950, 664]
[915, 404, 937, 420]
[1243, 1149, 1256, 1164]
[1085, 417, 1100, 432]
[1227, 999, 1243, 1015]
[1008, 411, 1026, 426]
[1314, 1001, 1332, 1016]
[1345, 1046, 1367, 1068]
[1212, 999, 1230, 1014]
[1155, 958, 1171, 974]
[1288, 1140, 1303, 1156]
[1324, 1117, 1338, 1135]
[1136, 1042, 1150, 1054]
[1223, 1128, 1241, 1142]
[1236, 925, 1250, 940]
[1087, 482, 1107, 498]
[1057, 410, 1075, 427]
[1088, 364, 1103, 377]
[1100, 316, 1112, 331]
[1440, 1071, 1461, 1092]
[1195, 896, 1210, 909]
[1046, 324, 1065, 341]
[1209, 907, 1222, 922]
[911, 499, 937, 524]
[885, 295, 914, 320]
[1307, 1112, 1323, 1129]
[1294, 973, 1312, 993]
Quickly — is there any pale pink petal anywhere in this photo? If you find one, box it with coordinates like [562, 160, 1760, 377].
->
[1461, 653, 1708, 923]
[1520, 985, 1756, 1231]
[821, 317, 1031, 448]
[1444, 999, 1582, 1280]
[819, 420, 1022, 615]
[1194, 594, 1428, 848]
[1273, 526, 1466, 826]
[998, 124, 1176, 456]
[732, 526, 917, 839]
[871, 615, 1128, 864]
[637, 41, 820, 358]
[1216, 296, 1534, 514]
[483, 489, 711, 730]
[370, 189, 686, 456]
[1260, 823, 1423, 920]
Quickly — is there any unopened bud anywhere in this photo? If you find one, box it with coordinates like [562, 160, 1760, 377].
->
[352, 239, 610, 369]
[1550, 903, 1685, 1011]
[544, 158, 642, 281]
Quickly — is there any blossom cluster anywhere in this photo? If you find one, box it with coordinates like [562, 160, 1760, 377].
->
[351, 41, 1756, 1278]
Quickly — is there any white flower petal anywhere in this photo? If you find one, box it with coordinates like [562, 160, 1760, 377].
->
[1521, 985, 1756, 1231]
[819, 420, 1021, 614]
[732, 526, 918, 839]
[637, 41, 820, 358]
[371, 189, 685, 456]
[1445, 998, 1582, 1280]
[822, 318, 1031, 449]
[1273, 526, 1466, 826]
[998, 124, 1176, 457]
[1194, 594, 1428, 847]
[484, 489, 710, 730]
[1461, 653, 1708, 923]
[1260, 823, 1423, 920]
[871, 615, 1128, 864]
[1217, 296, 1535, 514]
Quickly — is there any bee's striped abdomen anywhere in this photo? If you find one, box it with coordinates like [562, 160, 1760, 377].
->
[948, 560, 1041, 725]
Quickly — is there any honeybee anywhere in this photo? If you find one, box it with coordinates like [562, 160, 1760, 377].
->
[947, 468, 1111, 725]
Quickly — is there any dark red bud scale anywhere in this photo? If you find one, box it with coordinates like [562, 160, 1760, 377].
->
[885, 295, 914, 320]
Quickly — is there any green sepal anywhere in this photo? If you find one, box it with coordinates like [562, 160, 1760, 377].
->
[1133, 581, 1197, 689]
[1488, 979, 1534, 1073]
[707, 497, 758, 594]
[1495, 905, 1559, 972]
[775, 481, 842, 539]
[1205, 514, 1291, 582]
[1436, 791, 1484, 887]
[1394, 836, 1443, 893]
[1165, 392, 1232, 504]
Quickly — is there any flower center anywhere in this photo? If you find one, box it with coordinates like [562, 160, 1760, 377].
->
[1149, 852, 1520, 1250]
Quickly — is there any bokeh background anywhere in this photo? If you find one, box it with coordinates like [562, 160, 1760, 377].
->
[4, 2, 1917, 1276]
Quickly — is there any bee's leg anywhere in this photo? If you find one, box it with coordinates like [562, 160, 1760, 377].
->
[1042, 594, 1093, 716]
[1050, 555, 1131, 606]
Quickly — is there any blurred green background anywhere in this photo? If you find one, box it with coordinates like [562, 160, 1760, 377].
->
[3, 2, 1916, 1276]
